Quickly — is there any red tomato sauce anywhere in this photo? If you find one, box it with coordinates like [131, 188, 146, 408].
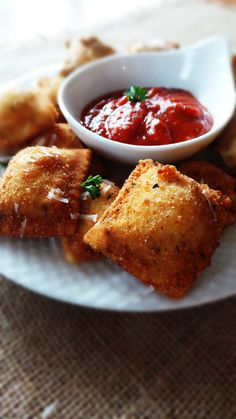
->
[81, 87, 213, 146]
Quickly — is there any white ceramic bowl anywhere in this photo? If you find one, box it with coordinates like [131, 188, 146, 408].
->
[59, 36, 235, 164]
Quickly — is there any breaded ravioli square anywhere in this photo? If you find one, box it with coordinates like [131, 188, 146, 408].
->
[0, 146, 92, 237]
[84, 160, 232, 299]
[60, 36, 115, 76]
[179, 161, 236, 200]
[62, 182, 119, 263]
[32, 123, 107, 177]
[33, 123, 84, 149]
[0, 90, 58, 151]
[179, 160, 236, 227]
[215, 110, 236, 172]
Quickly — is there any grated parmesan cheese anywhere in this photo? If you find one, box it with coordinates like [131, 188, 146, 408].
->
[102, 179, 114, 186]
[70, 213, 80, 220]
[202, 188, 217, 221]
[78, 214, 98, 223]
[14, 203, 19, 214]
[39, 146, 53, 156]
[39, 146, 60, 157]
[47, 188, 70, 204]
[100, 179, 114, 196]
[101, 184, 111, 195]
[81, 191, 91, 200]
[20, 217, 27, 238]
[36, 136, 46, 146]
[49, 133, 57, 146]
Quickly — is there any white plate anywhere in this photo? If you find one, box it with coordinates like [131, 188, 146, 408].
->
[0, 64, 236, 312]
[0, 225, 236, 312]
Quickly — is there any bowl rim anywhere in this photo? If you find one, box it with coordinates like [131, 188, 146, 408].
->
[58, 35, 235, 152]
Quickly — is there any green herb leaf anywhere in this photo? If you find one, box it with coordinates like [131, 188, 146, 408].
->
[125, 85, 147, 103]
[81, 174, 103, 200]
[0, 161, 8, 168]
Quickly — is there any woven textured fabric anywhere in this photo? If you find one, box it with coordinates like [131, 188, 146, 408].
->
[1, 276, 236, 419]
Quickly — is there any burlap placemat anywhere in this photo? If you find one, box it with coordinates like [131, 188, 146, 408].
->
[1, 277, 236, 418]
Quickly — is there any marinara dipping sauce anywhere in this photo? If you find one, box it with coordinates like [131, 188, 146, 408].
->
[81, 86, 213, 146]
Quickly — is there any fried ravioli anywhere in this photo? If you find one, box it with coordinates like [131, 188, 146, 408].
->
[214, 55, 236, 171]
[33, 123, 84, 149]
[179, 160, 236, 226]
[215, 111, 236, 171]
[84, 160, 232, 299]
[179, 161, 236, 200]
[37, 75, 64, 105]
[60, 36, 115, 76]
[62, 182, 119, 263]
[32, 123, 107, 177]
[0, 146, 91, 237]
[0, 91, 58, 151]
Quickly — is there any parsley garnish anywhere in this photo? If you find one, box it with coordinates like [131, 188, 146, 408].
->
[125, 85, 147, 103]
[81, 175, 102, 199]
[0, 161, 8, 168]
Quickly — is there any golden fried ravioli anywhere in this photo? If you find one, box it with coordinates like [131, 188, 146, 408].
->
[61, 36, 115, 76]
[33, 123, 107, 177]
[0, 90, 58, 151]
[214, 55, 236, 171]
[179, 160, 236, 201]
[33, 123, 84, 149]
[84, 160, 232, 299]
[179, 160, 236, 226]
[37, 75, 64, 105]
[37, 76, 65, 121]
[0, 146, 91, 237]
[62, 182, 119, 263]
[215, 111, 236, 171]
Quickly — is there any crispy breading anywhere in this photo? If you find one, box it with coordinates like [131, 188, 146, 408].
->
[84, 160, 232, 299]
[60, 36, 115, 76]
[179, 160, 236, 226]
[37, 75, 63, 105]
[32, 123, 107, 176]
[128, 40, 179, 53]
[0, 146, 92, 237]
[32, 123, 84, 149]
[0, 90, 58, 151]
[179, 161, 236, 200]
[62, 182, 119, 263]
[37, 76, 65, 121]
[215, 111, 236, 171]
[212, 55, 236, 170]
